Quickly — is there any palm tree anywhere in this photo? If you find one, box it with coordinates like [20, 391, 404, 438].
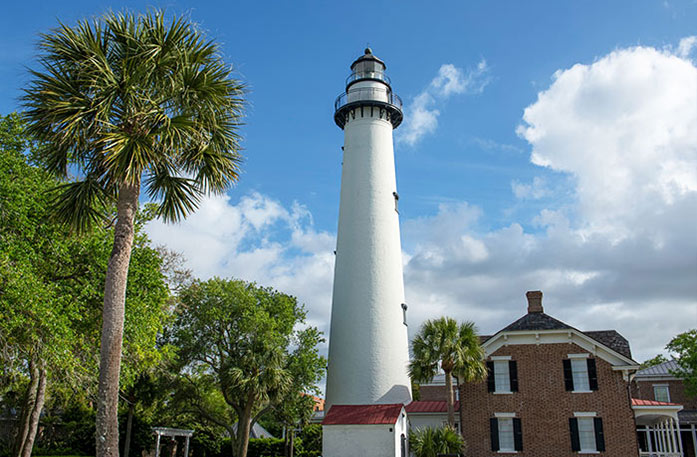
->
[409, 317, 486, 428]
[409, 426, 465, 457]
[23, 11, 244, 457]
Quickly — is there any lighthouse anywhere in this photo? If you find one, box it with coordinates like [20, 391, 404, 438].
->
[325, 48, 411, 409]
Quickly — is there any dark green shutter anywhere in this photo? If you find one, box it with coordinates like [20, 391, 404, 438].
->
[513, 418, 523, 451]
[594, 417, 605, 451]
[490, 418, 499, 451]
[563, 359, 574, 391]
[587, 358, 598, 391]
[487, 361, 495, 392]
[509, 360, 518, 392]
[569, 418, 580, 451]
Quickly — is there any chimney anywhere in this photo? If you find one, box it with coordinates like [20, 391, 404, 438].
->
[526, 290, 543, 313]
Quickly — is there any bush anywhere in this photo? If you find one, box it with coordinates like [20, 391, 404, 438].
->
[247, 438, 284, 457]
[409, 426, 464, 457]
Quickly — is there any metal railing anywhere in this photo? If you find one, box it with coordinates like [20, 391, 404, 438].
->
[639, 453, 683, 457]
[346, 70, 391, 86]
[334, 87, 402, 112]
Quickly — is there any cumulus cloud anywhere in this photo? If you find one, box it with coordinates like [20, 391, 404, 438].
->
[399, 59, 490, 146]
[403, 41, 697, 361]
[147, 40, 697, 372]
[146, 192, 336, 331]
[677, 36, 697, 58]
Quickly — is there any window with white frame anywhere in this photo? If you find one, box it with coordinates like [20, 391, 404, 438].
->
[653, 384, 670, 402]
[570, 414, 605, 452]
[498, 418, 515, 451]
[571, 359, 590, 391]
[494, 361, 511, 392]
[490, 414, 522, 452]
[577, 417, 595, 451]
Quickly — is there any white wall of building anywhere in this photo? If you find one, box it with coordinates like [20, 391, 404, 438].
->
[325, 107, 411, 407]
[323, 424, 396, 457]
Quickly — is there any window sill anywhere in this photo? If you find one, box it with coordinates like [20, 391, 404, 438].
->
[578, 452, 599, 454]
[493, 391, 514, 395]
[497, 451, 517, 454]
[572, 390, 593, 394]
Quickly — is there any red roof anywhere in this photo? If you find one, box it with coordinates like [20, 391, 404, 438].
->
[322, 404, 404, 425]
[405, 401, 460, 413]
[632, 398, 680, 406]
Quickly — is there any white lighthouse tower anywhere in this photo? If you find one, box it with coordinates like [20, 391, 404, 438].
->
[325, 48, 412, 409]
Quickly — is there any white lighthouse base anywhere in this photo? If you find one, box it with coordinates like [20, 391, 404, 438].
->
[322, 405, 409, 457]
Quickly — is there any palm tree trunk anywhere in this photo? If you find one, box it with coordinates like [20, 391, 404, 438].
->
[19, 361, 47, 457]
[236, 395, 255, 457]
[123, 401, 135, 457]
[445, 370, 455, 428]
[96, 181, 140, 457]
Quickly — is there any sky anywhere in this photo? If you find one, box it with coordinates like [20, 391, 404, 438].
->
[2, 1, 696, 375]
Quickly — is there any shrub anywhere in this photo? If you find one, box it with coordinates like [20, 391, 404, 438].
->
[409, 426, 465, 457]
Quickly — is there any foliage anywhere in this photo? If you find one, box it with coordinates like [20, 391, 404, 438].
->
[23, 10, 246, 229]
[409, 426, 464, 457]
[22, 9, 246, 457]
[0, 112, 172, 457]
[246, 438, 285, 457]
[409, 317, 486, 427]
[295, 424, 321, 457]
[667, 329, 697, 398]
[640, 354, 669, 369]
[170, 278, 325, 457]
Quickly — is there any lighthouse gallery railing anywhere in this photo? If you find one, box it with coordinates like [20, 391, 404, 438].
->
[334, 87, 403, 112]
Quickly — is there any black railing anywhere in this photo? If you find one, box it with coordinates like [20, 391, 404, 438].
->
[346, 70, 391, 86]
[334, 87, 403, 112]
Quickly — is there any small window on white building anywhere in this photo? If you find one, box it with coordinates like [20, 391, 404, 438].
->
[571, 359, 590, 391]
[653, 385, 670, 402]
[401, 303, 407, 326]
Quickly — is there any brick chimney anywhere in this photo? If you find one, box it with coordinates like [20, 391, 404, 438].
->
[526, 290, 543, 313]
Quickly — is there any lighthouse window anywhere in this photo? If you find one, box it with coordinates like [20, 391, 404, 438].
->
[401, 303, 408, 326]
[393, 191, 399, 213]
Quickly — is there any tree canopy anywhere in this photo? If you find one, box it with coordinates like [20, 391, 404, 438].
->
[667, 329, 697, 398]
[170, 278, 325, 457]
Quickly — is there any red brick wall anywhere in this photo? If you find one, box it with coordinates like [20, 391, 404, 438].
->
[632, 378, 697, 409]
[458, 342, 639, 457]
[419, 385, 457, 401]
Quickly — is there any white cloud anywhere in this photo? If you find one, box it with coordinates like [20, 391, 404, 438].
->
[147, 39, 697, 373]
[677, 36, 697, 58]
[511, 176, 551, 199]
[403, 40, 697, 362]
[399, 59, 490, 146]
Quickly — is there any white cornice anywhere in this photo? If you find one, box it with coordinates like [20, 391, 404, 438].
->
[482, 329, 639, 367]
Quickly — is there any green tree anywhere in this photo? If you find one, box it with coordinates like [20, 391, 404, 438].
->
[666, 329, 697, 398]
[408, 426, 464, 457]
[640, 354, 669, 369]
[170, 278, 325, 457]
[0, 113, 172, 457]
[408, 317, 486, 428]
[22, 10, 245, 457]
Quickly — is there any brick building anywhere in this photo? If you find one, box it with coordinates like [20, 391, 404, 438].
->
[458, 291, 642, 456]
[632, 360, 697, 456]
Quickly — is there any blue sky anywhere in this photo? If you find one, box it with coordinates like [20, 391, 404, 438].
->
[2, 1, 696, 365]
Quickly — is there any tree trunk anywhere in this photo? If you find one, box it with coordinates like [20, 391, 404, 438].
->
[445, 370, 455, 428]
[236, 395, 255, 457]
[19, 361, 47, 457]
[96, 181, 140, 457]
[288, 430, 294, 457]
[13, 358, 39, 457]
[123, 401, 135, 457]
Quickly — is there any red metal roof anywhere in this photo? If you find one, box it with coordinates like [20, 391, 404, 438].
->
[405, 401, 460, 413]
[632, 398, 680, 406]
[322, 404, 404, 425]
